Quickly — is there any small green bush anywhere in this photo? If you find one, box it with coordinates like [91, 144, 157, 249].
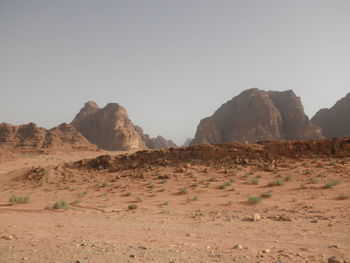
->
[300, 184, 308, 189]
[308, 177, 319, 184]
[9, 195, 30, 204]
[260, 191, 272, 198]
[179, 188, 188, 195]
[231, 168, 238, 175]
[161, 179, 168, 184]
[267, 180, 284, 187]
[52, 200, 69, 210]
[187, 196, 199, 202]
[248, 196, 263, 204]
[78, 191, 87, 197]
[128, 204, 138, 210]
[324, 180, 341, 188]
[284, 175, 292, 181]
[71, 199, 82, 205]
[251, 178, 259, 185]
[99, 181, 109, 188]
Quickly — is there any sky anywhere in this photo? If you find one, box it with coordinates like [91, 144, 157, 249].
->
[0, 0, 349, 145]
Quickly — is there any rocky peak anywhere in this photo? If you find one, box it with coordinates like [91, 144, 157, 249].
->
[71, 101, 177, 150]
[311, 92, 350, 138]
[191, 88, 322, 145]
[71, 102, 146, 151]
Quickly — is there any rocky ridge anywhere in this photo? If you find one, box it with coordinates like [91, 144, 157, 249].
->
[0, 122, 96, 152]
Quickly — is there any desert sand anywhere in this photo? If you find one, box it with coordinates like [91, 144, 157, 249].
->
[0, 140, 349, 263]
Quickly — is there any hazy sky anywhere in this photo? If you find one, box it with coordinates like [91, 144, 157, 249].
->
[1, 0, 349, 145]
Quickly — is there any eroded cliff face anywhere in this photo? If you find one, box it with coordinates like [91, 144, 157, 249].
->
[191, 88, 322, 145]
[71, 102, 147, 151]
[311, 93, 350, 138]
[0, 122, 95, 151]
[268, 90, 322, 140]
[71, 101, 177, 150]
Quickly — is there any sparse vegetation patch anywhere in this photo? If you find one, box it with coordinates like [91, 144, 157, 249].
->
[52, 200, 69, 210]
[9, 195, 30, 204]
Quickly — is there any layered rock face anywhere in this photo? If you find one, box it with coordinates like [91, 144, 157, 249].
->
[71, 101, 177, 150]
[311, 93, 350, 138]
[191, 88, 322, 145]
[0, 122, 95, 150]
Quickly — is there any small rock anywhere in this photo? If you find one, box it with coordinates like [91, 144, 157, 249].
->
[328, 245, 339, 248]
[1, 235, 13, 240]
[233, 244, 242, 249]
[263, 249, 271, 253]
[328, 256, 342, 263]
[278, 214, 292, 221]
[129, 254, 136, 258]
[253, 213, 261, 222]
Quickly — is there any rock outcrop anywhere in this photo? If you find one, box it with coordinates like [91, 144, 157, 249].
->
[311, 93, 350, 138]
[0, 122, 95, 151]
[191, 88, 322, 145]
[71, 101, 176, 150]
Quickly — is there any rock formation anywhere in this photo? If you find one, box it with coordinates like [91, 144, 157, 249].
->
[71, 101, 176, 150]
[0, 122, 95, 151]
[149, 136, 177, 149]
[191, 88, 322, 145]
[311, 93, 350, 138]
[135, 126, 177, 149]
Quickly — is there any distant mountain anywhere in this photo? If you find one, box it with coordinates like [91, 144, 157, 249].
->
[0, 122, 95, 151]
[191, 88, 323, 145]
[311, 93, 350, 138]
[71, 101, 176, 150]
[135, 126, 177, 149]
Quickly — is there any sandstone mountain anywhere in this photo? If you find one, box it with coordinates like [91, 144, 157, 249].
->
[71, 101, 176, 150]
[311, 92, 350, 138]
[0, 122, 95, 151]
[191, 88, 323, 145]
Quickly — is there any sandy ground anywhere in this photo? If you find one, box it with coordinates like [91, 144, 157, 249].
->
[0, 150, 349, 263]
